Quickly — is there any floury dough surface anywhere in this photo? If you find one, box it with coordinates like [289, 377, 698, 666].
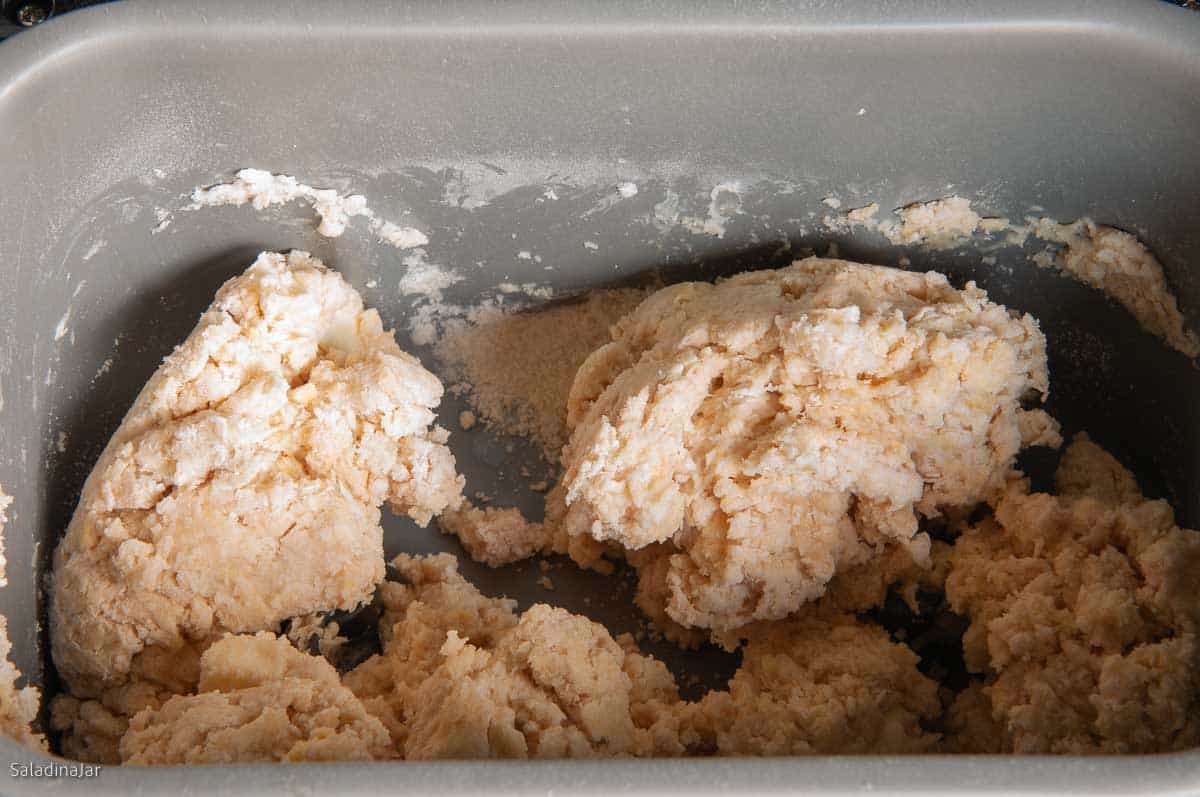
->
[188, 168, 430, 247]
[50, 251, 463, 697]
[558, 258, 1060, 635]
[944, 435, 1200, 753]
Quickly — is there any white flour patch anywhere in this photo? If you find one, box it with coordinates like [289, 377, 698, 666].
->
[701, 181, 744, 237]
[82, 240, 107, 261]
[617, 182, 639, 198]
[653, 182, 744, 238]
[398, 251, 462, 301]
[371, 220, 428, 250]
[152, 208, 172, 234]
[497, 282, 554, 300]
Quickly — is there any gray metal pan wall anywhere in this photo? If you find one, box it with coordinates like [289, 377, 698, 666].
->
[1, 0, 1198, 793]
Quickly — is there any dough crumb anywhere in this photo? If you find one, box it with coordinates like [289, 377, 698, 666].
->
[285, 613, 346, 661]
[438, 504, 553, 568]
[944, 434, 1200, 753]
[51, 250, 463, 698]
[458, 410, 477, 430]
[397, 252, 462, 300]
[560, 258, 1058, 635]
[846, 202, 880, 224]
[537, 575, 555, 591]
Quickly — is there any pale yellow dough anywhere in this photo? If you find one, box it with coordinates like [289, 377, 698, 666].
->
[944, 435, 1200, 753]
[51, 251, 463, 697]
[559, 258, 1059, 635]
[120, 633, 390, 764]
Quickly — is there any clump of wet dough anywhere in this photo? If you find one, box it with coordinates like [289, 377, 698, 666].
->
[51, 642, 203, 763]
[344, 554, 686, 758]
[50, 251, 463, 697]
[559, 258, 1059, 635]
[944, 434, 1200, 753]
[120, 632, 390, 764]
[684, 612, 940, 754]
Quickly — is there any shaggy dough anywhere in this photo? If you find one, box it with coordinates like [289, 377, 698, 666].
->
[437, 505, 552, 569]
[50, 641, 203, 764]
[120, 633, 390, 764]
[51, 251, 463, 697]
[344, 554, 685, 758]
[944, 434, 1200, 753]
[684, 612, 940, 754]
[559, 258, 1059, 634]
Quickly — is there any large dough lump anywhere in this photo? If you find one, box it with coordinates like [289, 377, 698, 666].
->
[560, 258, 1059, 633]
[51, 251, 463, 697]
